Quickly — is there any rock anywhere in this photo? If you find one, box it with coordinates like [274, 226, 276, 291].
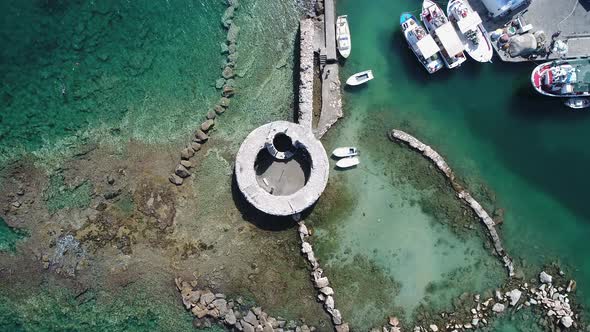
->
[194, 129, 209, 143]
[214, 105, 225, 115]
[222, 85, 235, 97]
[324, 295, 334, 312]
[492, 303, 505, 313]
[103, 190, 121, 200]
[314, 277, 329, 289]
[216, 78, 226, 89]
[298, 223, 309, 236]
[540, 271, 553, 284]
[335, 323, 349, 332]
[199, 291, 215, 306]
[191, 305, 208, 319]
[212, 298, 228, 315]
[429, 324, 439, 332]
[301, 242, 312, 254]
[225, 309, 237, 325]
[508, 289, 522, 306]
[319, 287, 334, 296]
[228, 52, 238, 64]
[244, 310, 259, 326]
[227, 23, 240, 43]
[181, 147, 195, 160]
[221, 6, 235, 27]
[180, 160, 192, 168]
[106, 175, 115, 185]
[332, 309, 342, 325]
[191, 142, 202, 152]
[222, 66, 234, 79]
[219, 97, 231, 108]
[228, 43, 237, 55]
[389, 317, 399, 327]
[201, 119, 215, 132]
[175, 164, 191, 178]
[206, 110, 217, 120]
[561, 315, 573, 328]
[567, 280, 577, 293]
[168, 174, 184, 186]
[242, 321, 255, 332]
[262, 323, 273, 332]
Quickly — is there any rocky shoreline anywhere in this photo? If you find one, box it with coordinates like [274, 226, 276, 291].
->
[169, 0, 241, 186]
[175, 277, 317, 332]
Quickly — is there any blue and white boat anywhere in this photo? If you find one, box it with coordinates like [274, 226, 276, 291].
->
[400, 13, 444, 74]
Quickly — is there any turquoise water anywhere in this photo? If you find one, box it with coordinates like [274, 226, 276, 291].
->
[309, 0, 590, 329]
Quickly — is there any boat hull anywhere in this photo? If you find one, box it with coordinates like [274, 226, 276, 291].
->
[336, 157, 360, 169]
[346, 70, 374, 86]
[447, 0, 493, 63]
[332, 147, 359, 158]
[336, 16, 351, 58]
[400, 12, 444, 74]
[531, 59, 590, 98]
[421, 0, 467, 69]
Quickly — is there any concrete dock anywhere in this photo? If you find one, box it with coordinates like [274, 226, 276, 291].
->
[470, 0, 590, 62]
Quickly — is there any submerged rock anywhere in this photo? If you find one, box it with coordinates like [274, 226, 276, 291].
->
[508, 289, 522, 306]
[540, 271, 553, 284]
[201, 119, 215, 132]
[194, 129, 209, 143]
[175, 164, 191, 178]
[492, 303, 505, 313]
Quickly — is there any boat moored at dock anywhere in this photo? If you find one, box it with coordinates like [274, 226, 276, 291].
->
[531, 59, 590, 98]
[336, 156, 360, 169]
[447, 0, 493, 63]
[332, 147, 359, 158]
[421, 0, 467, 69]
[400, 12, 444, 74]
[564, 98, 590, 110]
[346, 70, 374, 86]
[336, 15, 351, 58]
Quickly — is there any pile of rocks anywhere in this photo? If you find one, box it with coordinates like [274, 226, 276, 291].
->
[298, 222, 349, 332]
[169, 0, 240, 186]
[396, 271, 579, 332]
[389, 129, 515, 277]
[175, 277, 315, 332]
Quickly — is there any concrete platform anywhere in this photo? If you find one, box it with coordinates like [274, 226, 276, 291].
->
[235, 121, 329, 216]
[470, 0, 590, 62]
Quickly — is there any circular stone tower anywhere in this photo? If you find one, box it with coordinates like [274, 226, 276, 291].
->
[235, 121, 329, 216]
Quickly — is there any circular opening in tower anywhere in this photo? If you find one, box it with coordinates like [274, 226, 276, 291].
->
[272, 132, 293, 153]
[254, 148, 311, 196]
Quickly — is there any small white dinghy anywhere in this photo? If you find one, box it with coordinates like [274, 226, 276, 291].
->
[336, 156, 360, 169]
[332, 147, 358, 158]
[564, 97, 590, 110]
[336, 15, 351, 58]
[346, 70, 374, 86]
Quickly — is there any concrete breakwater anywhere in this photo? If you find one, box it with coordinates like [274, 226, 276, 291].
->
[389, 129, 515, 277]
[297, 18, 315, 131]
[298, 221, 349, 332]
[169, 0, 240, 186]
[175, 277, 316, 331]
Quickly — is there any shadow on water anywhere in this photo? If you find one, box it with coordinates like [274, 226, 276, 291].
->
[230, 172, 314, 231]
[292, 25, 301, 123]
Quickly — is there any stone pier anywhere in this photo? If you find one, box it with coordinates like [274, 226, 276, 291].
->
[298, 19, 315, 131]
[389, 129, 515, 277]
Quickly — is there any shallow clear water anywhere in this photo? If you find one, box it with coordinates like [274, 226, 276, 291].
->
[310, 0, 590, 329]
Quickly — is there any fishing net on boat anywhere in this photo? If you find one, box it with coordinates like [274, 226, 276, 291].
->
[508, 33, 537, 57]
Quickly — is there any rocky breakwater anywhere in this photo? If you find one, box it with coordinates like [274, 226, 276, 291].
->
[389, 129, 515, 277]
[175, 277, 316, 331]
[297, 18, 314, 130]
[402, 271, 581, 331]
[169, 0, 241, 186]
[298, 222, 349, 332]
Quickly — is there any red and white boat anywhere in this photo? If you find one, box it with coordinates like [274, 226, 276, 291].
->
[447, 0, 493, 63]
[531, 59, 590, 97]
[421, 0, 467, 69]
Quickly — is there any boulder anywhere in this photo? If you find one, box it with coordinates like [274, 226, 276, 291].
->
[191, 142, 202, 152]
[201, 119, 215, 132]
[298, 223, 309, 236]
[492, 303, 505, 313]
[194, 129, 209, 143]
[244, 310, 259, 326]
[301, 242, 312, 254]
[508, 289, 522, 306]
[222, 85, 235, 97]
[324, 295, 335, 312]
[221, 6, 235, 27]
[335, 323, 349, 332]
[228, 52, 238, 64]
[242, 322, 255, 332]
[215, 78, 225, 89]
[429, 325, 439, 332]
[225, 309, 237, 325]
[175, 164, 191, 178]
[319, 287, 334, 296]
[219, 97, 231, 108]
[332, 309, 342, 325]
[206, 110, 217, 120]
[199, 291, 216, 306]
[191, 305, 208, 319]
[314, 277, 329, 289]
[214, 105, 225, 115]
[540, 271, 553, 284]
[180, 160, 192, 168]
[561, 315, 573, 328]
[227, 23, 240, 43]
[220, 43, 229, 54]
[228, 43, 237, 54]
[212, 298, 228, 315]
[222, 66, 235, 79]
[389, 317, 400, 327]
[181, 147, 194, 160]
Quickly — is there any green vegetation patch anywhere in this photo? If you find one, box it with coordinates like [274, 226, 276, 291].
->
[43, 173, 93, 213]
[0, 217, 27, 252]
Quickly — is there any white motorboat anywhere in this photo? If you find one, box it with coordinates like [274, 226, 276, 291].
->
[332, 147, 359, 158]
[447, 0, 493, 63]
[400, 12, 444, 74]
[564, 98, 590, 110]
[336, 15, 351, 58]
[336, 156, 360, 169]
[421, 0, 467, 69]
[531, 59, 590, 97]
[346, 70, 374, 86]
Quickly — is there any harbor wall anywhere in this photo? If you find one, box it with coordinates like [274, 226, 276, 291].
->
[298, 19, 315, 131]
